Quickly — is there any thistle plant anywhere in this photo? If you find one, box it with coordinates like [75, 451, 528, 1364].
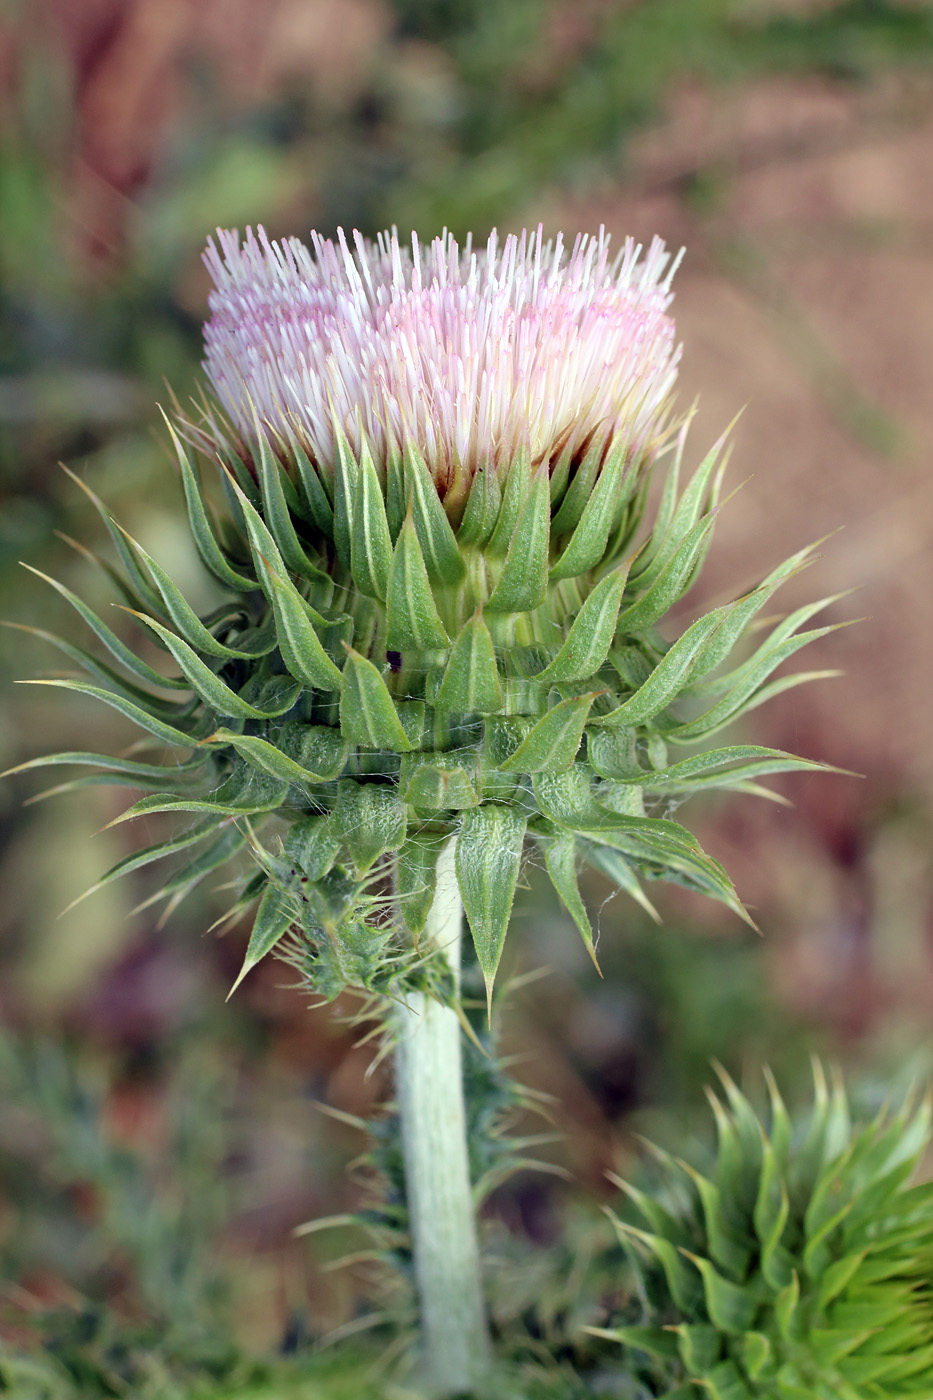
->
[590, 1066, 933, 1400]
[8, 225, 844, 1395]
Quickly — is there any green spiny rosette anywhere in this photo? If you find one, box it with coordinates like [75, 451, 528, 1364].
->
[591, 1067, 933, 1399]
[10, 226, 842, 1007]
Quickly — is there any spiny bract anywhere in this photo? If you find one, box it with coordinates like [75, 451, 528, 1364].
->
[592, 1067, 933, 1399]
[9, 226, 842, 1006]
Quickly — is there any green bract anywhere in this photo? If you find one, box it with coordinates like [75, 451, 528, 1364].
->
[592, 1067, 933, 1399]
[9, 409, 841, 1008]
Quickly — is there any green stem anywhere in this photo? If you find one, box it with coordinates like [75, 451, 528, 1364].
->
[395, 838, 491, 1395]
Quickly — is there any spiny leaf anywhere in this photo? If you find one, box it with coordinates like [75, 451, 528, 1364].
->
[549, 435, 636, 582]
[535, 564, 630, 682]
[2, 620, 194, 716]
[456, 465, 502, 547]
[289, 433, 334, 534]
[118, 531, 259, 661]
[396, 831, 447, 937]
[606, 745, 845, 792]
[543, 834, 600, 972]
[499, 692, 598, 773]
[487, 468, 549, 613]
[667, 622, 851, 743]
[487, 447, 530, 557]
[386, 514, 449, 650]
[434, 608, 502, 712]
[350, 437, 394, 600]
[164, 414, 257, 591]
[331, 781, 406, 873]
[594, 610, 725, 728]
[263, 566, 345, 691]
[254, 424, 328, 581]
[202, 726, 347, 786]
[128, 611, 292, 719]
[577, 840, 660, 922]
[332, 422, 357, 570]
[456, 804, 527, 1014]
[19, 679, 204, 748]
[22, 566, 189, 692]
[403, 443, 465, 584]
[107, 767, 290, 824]
[0, 748, 208, 784]
[616, 513, 717, 634]
[399, 753, 481, 810]
[59, 462, 168, 617]
[229, 883, 297, 997]
[339, 647, 413, 751]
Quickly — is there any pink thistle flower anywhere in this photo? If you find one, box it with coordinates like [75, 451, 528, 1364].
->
[202, 225, 682, 503]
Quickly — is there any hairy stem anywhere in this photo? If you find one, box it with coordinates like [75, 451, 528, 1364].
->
[395, 838, 491, 1394]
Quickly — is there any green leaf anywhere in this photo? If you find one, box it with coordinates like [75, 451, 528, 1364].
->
[283, 815, 341, 881]
[543, 835, 600, 971]
[632, 419, 731, 588]
[403, 444, 465, 584]
[549, 435, 605, 540]
[434, 608, 502, 712]
[609, 745, 841, 791]
[487, 468, 549, 613]
[3, 620, 194, 716]
[456, 466, 502, 547]
[122, 533, 259, 661]
[1, 748, 208, 784]
[289, 434, 335, 534]
[616, 513, 716, 634]
[167, 418, 257, 591]
[593, 611, 724, 728]
[203, 725, 347, 786]
[265, 567, 345, 692]
[350, 438, 394, 600]
[667, 622, 847, 743]
[549, 437, 636, 581]
[386, 514, 449, 650]
[499, 692, 597, 773]
[22, 566, 189, 692]
[686, 1254, 758, 1335]
[60, 461, 169, 617]
[456, 804, 527, 1012]
[535, 564, 630, 682]
[399, 752, 481, 811]
[19, 679, 203, 749]
[332, 423, 357, 569]
[339, 648, 413, 751]
[129, 611, 288, 719]
[229, 883, 297, 996]
[254, 427, 328, 582]
[396, 831, 447, 936]
[577, 840, 660, 922]
[331, 781, 406, 873]
[108, 766, 290, 824]
[487, 447, 530, 557]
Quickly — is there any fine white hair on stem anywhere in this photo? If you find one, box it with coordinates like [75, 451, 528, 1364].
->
[202, 224, 682, 493]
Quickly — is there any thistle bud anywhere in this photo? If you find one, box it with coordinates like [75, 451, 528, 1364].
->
[12, 226, 841, 1005]
[592, 1067, 933, 1400]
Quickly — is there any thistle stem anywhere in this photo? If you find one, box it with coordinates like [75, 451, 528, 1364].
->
[395, 838, 491, 1394]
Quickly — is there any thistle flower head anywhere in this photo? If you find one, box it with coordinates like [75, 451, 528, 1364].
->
[595, 1067, 933, 1399]
[202, 224, 680, 503]
[14, 219, 842, 1010]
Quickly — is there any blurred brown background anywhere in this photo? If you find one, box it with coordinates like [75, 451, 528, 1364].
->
[1, 0, 932, 1375]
